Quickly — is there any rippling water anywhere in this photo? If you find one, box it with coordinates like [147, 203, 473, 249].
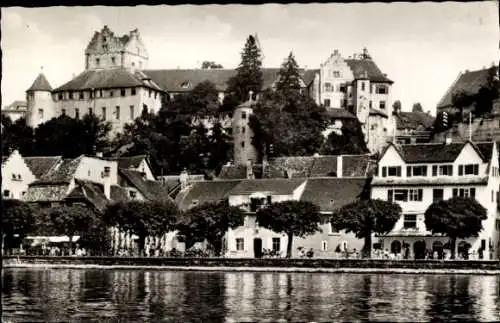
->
[2, 268, 500, 322]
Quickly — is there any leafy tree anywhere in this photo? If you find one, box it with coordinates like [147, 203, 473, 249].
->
[104, 200, 180, 256]
[412, 102, 424, 113]
[176, 200, 245, 256]
[201, 61, 224, 69]
[275, 51, 302, 103]
[392, 100, 402, 114]
[424, 197, 487, 259]
[37, 204, 99, 255]
[250, 94, 327, 159]
[256, 200, 323, 258]
[79, 114, 113, 154]
[225, 34, 263, 105]
[320, 119, 369, 155]
[475, 66, 499, 116]
[1, 199, 34, 254]
[331, 199, 402, 258]
[1, 117, 34, 156]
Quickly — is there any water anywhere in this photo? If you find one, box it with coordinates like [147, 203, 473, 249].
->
[2, 268, 500, 322]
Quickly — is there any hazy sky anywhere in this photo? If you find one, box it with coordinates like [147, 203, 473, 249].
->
[2, 3, 498, 114]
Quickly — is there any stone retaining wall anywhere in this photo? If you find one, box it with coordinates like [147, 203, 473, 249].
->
[3, 256, 500, 270]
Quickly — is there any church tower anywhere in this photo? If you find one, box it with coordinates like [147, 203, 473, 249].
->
[26, 73, 55, 128]
[84, 25, 149, 71]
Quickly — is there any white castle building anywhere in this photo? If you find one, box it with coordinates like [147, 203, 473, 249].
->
[24, 25, 395, 157]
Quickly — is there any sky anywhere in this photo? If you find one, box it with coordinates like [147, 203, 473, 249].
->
[1, 2, 499, 115]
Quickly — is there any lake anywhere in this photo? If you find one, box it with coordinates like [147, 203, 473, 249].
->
[2, 268, 499, 322]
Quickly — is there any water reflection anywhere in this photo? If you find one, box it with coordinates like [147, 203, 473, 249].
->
[2, 269, 499, 322]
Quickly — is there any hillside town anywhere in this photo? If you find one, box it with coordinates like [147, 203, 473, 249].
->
[2, 25, 500, 261]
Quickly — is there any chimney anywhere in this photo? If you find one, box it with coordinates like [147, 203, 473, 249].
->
[179, 168, 189, 190]
[337, 155, 343, 178]
[103, 175, 111, 200]
[445, 135, 452, 145]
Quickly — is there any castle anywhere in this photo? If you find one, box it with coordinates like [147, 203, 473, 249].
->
[24, 25, 395, 162]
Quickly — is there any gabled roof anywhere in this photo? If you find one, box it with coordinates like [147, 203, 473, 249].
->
[437, 67, 497, 109]
[341, 154, 373, 177]
[53, 68, 163, 92]
[142, 68, 315, 93]
[23, 156, 62, 179]
[119, 169, 172, 202]
[175, 180, 242, 210]
[66, 179, 108, 212]
[388, 141, 494, 164]
[301, 178, 367, 212]
[27, 73, 53, 92]
[230, 178, 306, 195]
[326, 108, 356, 119]
[369, 108, 388, 118]
[32, 156, 83, 185]
[395, 111, 435, 130]
[344, 59, 393, 83]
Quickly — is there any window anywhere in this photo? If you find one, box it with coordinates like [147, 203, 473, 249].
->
[433, 165, 453, 176]
[324, 83, 333, 92]
[96, 58, 100, 66]
[333, 71, 340, 78]
[89, 91, 93, 99]
[272, 238, 281, 252]
[241, 111, 247, 119]
[403, 214, 417, 229]
[103, 166, 111, 177]
[394, 189, 408, 202]
[4, 189, 11, 197]
[143, 104, 148, 114]
[61, 109, 66, 116]
[191, 200, 199, 206]
[89, 107, 93, 115]
[379, 101, 386, 109]
[69, 91, 73, 99]
[388, 189, 393, 202]
[339, 85, 347, 93]
[111, 56, 116, 65]
[58, 93, 63, 100]
[407, 165, 427, 177]
[131, 88, 136, 95]
[130, 105, 135, 119]
[99, 90, 103, 97]
[324, 99, 331, 107]
[241, 141, 245, 148]
[361, 82, 365, 91]
[322, 241, 328, 251]
[38, 109, 44, 120]
[241, 126, 246, 134]
[329, 223, 338, 234]
[109, 91, 114, 97]
[387, 166, 402, 177]
[79, 92, 84, 99]
[433, 189, 444, 202]
[102, 107, 107, 120]
[129, 190, 137, 198]
[382, 167, 387, 177]
[452, 187, 476, 198]
[496, 219, 500, 231]
[408, 189, 423, 201]
[75, 108, 80, 119]
[376, 85, 388, 94]
[149, 89, 152, 98]
[121, 89, 126, 97]
[458, 164, 479, 176]
[369, 101, 372, 109]
[115, 106, 120, 120]
[236, 238, 244, 251]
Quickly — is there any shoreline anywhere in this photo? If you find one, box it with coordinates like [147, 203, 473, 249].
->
[4, 262, 500, 275]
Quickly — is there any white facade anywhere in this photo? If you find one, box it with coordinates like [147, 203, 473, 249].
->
[233, 103, 258, 164]
[1, 150, 37, 200]
[371, 141, 500, 260]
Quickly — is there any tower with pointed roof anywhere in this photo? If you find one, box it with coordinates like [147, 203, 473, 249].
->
[233, 91, 259, 165]
[26, 72, 55, 128]
[85, 25, 149, 72]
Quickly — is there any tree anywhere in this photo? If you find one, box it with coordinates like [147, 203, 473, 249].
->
[320, 119, 369, 155]
[37, 204, 99, 255]
[331, 199, 402, 258]
[1, 117, 34, 156]
[275, 51, 302, 102]
[256, 200, 323, 258]
[475, 66, 499, 116]
[424, 197, 487, 259]
[412, 102, 424, 113]
[392, 100, 402, 114]
[1, 199, 34, 254]
[225, 34, 263, 104]
[201, 61, 224, 69]
[104, 200, 180, 256]
[176, 200, 245, 256]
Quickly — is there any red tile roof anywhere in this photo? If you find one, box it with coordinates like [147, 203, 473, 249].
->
[23, 156, 62, 179]
[66, 179, 109, 212]
[119, 169, 172, 202]
[175, 180, 242, 210]
[27, 73, 53, 92]
[32, 156, 83, 184]
[53, 68, 163, 92]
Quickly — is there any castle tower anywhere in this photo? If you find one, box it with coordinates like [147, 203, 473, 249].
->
[84, 25, 149, 71]
[233, 91, 258, 165]
[26, 73, 55, 128]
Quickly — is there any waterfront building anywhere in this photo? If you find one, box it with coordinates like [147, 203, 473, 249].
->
[1, 150, 38, 200]
[392, 107, 435, 145]
[371, 139, 500, 260]
[175, 173, 370, 258]
[1, 100, 27, 122]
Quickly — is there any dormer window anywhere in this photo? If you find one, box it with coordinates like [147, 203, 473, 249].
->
[381, 166, 401, 177]
[191, 200, 199, 206]
[407, 165, 427, 177]
[458, 164, 479, 176]
[129, 190, 137, 198]
[181, 81, 190, 89]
